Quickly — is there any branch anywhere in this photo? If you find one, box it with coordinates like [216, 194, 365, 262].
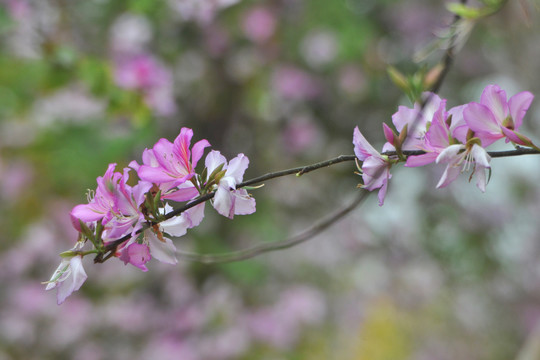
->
[95, 146, 540, 262]
[177, 190, 369, 264]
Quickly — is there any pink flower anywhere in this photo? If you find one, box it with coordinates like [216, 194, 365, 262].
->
[353, 126, 392, 206]
[45, 242, 88, 305]
[464, 84, 534, 146]
[119, 242, 151, 272]
[273, 66, 320, 100]
[204, 150, 256, 219]
[105, 169, 152, 240]
[389, 93, 443, 151]
[242, 7, 276, 43]
[114, 54, 177, 116]
[70, 164, 151, 242]
[70, 163, 121, 231]
[405, 99, 451, 167]
[136, 128, 210, 202]
[436, 142, 491, 192]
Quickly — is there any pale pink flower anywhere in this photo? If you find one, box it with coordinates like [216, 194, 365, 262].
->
[353, 126, 392, 206]
[114, 54, 177, 116]
[436, 143, 491, 192]
[119, 242, 151, 272]
[388, 93, 443, 151]
[464, 84, 534, 146]
[405, 99, 450, 167]
[45, 242, 88, 305]
[242, 7, 276, 43]
[70, 163, 121, 231]
[204, 150, 256, 219]
[273, 66, 320, 100]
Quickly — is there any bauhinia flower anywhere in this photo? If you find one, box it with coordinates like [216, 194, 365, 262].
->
[405, 99, 451, 167]
[119, 242, 151, 272]
[464, 84, 535, 147]
[435, 141, 491, 192]
[389, 93, 443, 151]
[136, 127, 210, 202]
[44, 241, 88, 305]
[204, 150, 256, 219]
[353, 126, 392, 206]
[70, 163, 121, 231]
[104, 169, 152, 241]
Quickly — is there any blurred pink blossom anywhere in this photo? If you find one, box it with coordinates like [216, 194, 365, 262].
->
[0, 160, 33, 203]
[273, 65, 321, 100]
[242, 7, 276, 43]
[338, 65, 366, 96]
[142, 336, 199, 360]
[114, 54, 177, 116]
[3, 0, 30, 20]
[282, 115, 322, 154]
[247, 286, 325, 349]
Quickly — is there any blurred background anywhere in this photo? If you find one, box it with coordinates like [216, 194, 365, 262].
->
[1, 0, 540, 359]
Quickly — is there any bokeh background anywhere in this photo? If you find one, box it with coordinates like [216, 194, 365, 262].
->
[1, 0, 540, 359]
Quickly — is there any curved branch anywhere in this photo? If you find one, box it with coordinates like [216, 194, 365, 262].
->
[177, 190, 369, 264]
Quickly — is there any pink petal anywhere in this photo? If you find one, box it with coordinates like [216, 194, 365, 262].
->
[377, 178, 388, 206]
[436, 164, 461, 189]
[226, 154, 249, 184]
[382, 123, 395, 145]
[141, 148, 159, 167]
[470, 144, 491, 168]
[205, 150, 227, 174]
[213, 184, 234, 218]
[475, 166, 488, 192]
[147, 230, 177, 265]
[501, 127, 532, 146]
[71, 203, 106, 225]
[121, 243, 150, 271]
[425, 103, 450, 150]
[152, 139, 175, 172]
[405, 152, 439, 167]
[173, 128, 194, 170]
[362, 157, 388, 191]
[480, 84, 508, 122]
[436, 144, 463, 164]
[191, 139, 211, 169]
[508, 91, 534, 129]
[353, 127, 380, 161]
[138, 165, 176, 184]
[57, 256, 88, 305]
[184, 202, 206, 228]
[420, 92, 443, 122]
[230, 189, 256, 215]
[447, 104, 468, 143]
[162, 186, 199, 202]
[391, 106, 418, 133]
[464, 102, 501, 135]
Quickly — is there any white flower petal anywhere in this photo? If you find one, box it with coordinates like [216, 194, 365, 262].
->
[226, 154, 249, 184]
[205, 150, 227, 174]
[471, 144, 491, 168]
[213, 184, 234, 218]
[230, 189, 256, 215]
[147, 230, 178, 265]
[436, 144, 464, 164]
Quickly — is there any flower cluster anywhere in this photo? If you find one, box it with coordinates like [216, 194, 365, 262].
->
[45, 128, 256, 304]
[354, 84, 536, 206]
